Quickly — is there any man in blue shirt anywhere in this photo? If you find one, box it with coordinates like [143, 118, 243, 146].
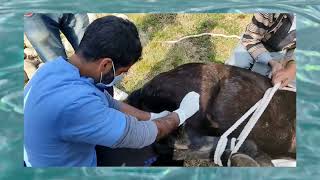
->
[24, 15, 200, 167]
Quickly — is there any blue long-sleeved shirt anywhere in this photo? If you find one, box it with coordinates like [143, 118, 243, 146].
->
[24, 57, 157, 167]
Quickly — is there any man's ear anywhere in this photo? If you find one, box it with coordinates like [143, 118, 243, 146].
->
[98, 58, 113, 73]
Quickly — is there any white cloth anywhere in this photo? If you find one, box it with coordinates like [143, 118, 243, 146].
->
[174, 91, 200, 125]
[272, 159, 296, 167]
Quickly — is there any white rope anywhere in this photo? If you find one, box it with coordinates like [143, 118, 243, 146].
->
[214, 83, 296, 166]
[162, 33, 240, 44]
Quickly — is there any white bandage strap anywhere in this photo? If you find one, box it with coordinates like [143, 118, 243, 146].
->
[214, 83, 296, 166]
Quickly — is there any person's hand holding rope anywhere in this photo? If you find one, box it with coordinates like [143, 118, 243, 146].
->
[271, 60, 296, 88]
[269, 60, 283, 76]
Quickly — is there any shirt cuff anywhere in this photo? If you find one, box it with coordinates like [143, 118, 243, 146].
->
[256, 51, 272, 65]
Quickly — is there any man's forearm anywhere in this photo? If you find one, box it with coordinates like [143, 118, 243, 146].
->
[153, 112, 180, 140]
[112, 91, 199, 148]
[111, 112, 180, 149]
[118, 101, 150, 121]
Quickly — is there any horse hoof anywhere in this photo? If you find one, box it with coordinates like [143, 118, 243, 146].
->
[230, 153, 260, 167]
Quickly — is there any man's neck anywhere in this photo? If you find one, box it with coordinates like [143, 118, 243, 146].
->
[69, 54, 99, 81]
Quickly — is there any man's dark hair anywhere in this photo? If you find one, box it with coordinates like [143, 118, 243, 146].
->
[76, 15, 142, 68]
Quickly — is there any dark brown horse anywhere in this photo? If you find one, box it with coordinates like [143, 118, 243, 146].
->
[126, 63, 296, 166]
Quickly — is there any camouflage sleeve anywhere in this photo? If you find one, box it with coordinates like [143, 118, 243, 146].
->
[241, 13, 275, 64]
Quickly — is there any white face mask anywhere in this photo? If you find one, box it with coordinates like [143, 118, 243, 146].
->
[96, 61, 125, 89]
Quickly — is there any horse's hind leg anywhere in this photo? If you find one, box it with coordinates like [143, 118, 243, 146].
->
[226, 140, 273, 167]
[170, 133, 263, 166]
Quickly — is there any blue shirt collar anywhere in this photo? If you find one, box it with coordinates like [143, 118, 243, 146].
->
[57, 56, 96, 85]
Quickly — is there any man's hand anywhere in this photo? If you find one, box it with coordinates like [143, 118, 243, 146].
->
[151, 92, 200, 140]
[174, 91, 200, 126]
[149, 111, 171, 120]
[268, 60, 283, 77]
[272, 62, 296, 88]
